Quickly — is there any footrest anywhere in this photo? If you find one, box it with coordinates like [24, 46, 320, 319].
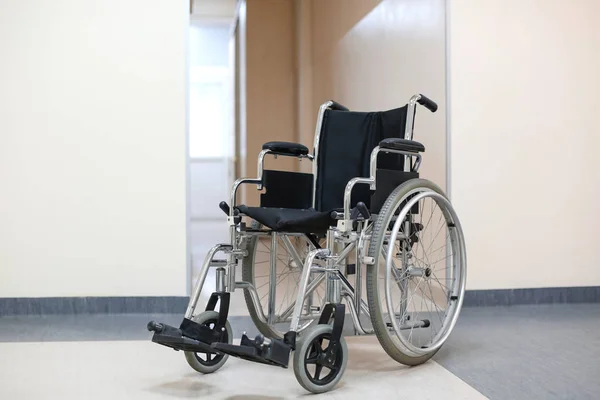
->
[211, 334, 291, 368]
[147, 321, 220, 354]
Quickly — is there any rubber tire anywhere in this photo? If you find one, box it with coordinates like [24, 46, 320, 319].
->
[293, 324, 348, 394]
[366, 178, 446, 366]
[184, 311, 232, 374]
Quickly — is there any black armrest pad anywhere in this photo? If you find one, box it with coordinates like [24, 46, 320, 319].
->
[379, 138, 425, 153]
[263, 141, 309, 156]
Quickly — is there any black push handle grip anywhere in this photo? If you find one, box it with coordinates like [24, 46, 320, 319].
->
[329, 100, 349, 111]
[219, 201, 230, 216]
[356, 202, 371, 220]
[219, 201, 239, 215]
[417, 94, 438, 113]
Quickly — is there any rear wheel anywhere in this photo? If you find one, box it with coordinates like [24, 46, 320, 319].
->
[242, 222, 326, 339]
[366, 179, 466, 365]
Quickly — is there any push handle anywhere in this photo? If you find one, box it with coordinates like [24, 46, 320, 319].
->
[219, 201, 230, 216]
[329, 100, 349, 111]
[417, 94, 438, 113]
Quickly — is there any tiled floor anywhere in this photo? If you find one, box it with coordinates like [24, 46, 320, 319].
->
[1, 304, 600, 399]
[435, 304, 600, 400]
[0, 338, 485, 400]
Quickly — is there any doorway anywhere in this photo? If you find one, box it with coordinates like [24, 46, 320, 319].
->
[188, 17, 234, 291]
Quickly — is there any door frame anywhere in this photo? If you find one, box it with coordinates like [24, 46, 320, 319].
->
[186, 14, 237, 294]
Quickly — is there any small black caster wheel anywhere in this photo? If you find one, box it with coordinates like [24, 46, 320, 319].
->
[184, 311, 232, 374]
[293, 324, 348, 393]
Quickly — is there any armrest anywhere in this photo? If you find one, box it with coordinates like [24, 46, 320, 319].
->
[230, 178, 262, 216]
[339, 145, 424, 231]
[262, 141, 309, 157]
[379, 138, 425, 153]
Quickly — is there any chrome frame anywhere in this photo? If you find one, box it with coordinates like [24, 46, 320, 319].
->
[405, 94, 422, 170]
[183, 93, 447, 343]
[268, 232, 278, 325]
[404, 94, 421, 141]
[311, 101, 335, 208]
[185, 243, 232, 319]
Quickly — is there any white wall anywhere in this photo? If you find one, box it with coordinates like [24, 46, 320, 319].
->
[450, 0, 600, 289]
[0, 0, 189, 297]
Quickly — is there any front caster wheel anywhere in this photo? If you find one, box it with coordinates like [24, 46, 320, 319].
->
[293, 324, 348, 393]
[184, 311, 232, 374]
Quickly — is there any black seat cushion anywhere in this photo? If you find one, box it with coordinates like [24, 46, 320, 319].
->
[379, 138, 425, 153]
[262, 141, 309, 156]
[237, 205, 333, 234]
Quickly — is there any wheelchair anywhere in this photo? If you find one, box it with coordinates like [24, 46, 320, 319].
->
[147, 94, 467, 393]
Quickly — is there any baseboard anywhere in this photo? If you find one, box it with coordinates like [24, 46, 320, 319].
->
[0, 296, 189, 316]
[463, 286, 600, 307]
[1, 287, 599, 316]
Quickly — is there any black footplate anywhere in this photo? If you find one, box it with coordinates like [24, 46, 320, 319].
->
[147, 291, 230, 354]
[212, 333, 293, 368]
[147, 321, 217, 353]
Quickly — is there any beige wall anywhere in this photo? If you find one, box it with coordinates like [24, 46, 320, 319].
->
[295, 0, 315, 171]
[240, 0, 600, 292]
[333, 0, 447, 189]
[296, 0, 383, 154]
[245, 0, 386, 175]
[308, 0, 383, 128]
[0, 0, 189, 297]
[242, 0, 446, 198]
[240, 0, 301, 206]
[450, 0, 600, 289]
[299, 0, 447, 185]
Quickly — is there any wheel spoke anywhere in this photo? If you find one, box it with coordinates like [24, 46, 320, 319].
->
[424, 218, 446, 255]
[421, 282, 444, 342]
[420, 199, 436, 237]
[306, 356, 319, 364]
[426, 232, 451, 260]
[258, 269, 295, 300]
[306, 344, 319, 364]
[314, 364, 323, 380]
[427, 253, 453, 267]
[431, 274, 450, 293]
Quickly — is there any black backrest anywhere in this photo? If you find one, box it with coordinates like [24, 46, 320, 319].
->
[314, 106, 408, 211]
